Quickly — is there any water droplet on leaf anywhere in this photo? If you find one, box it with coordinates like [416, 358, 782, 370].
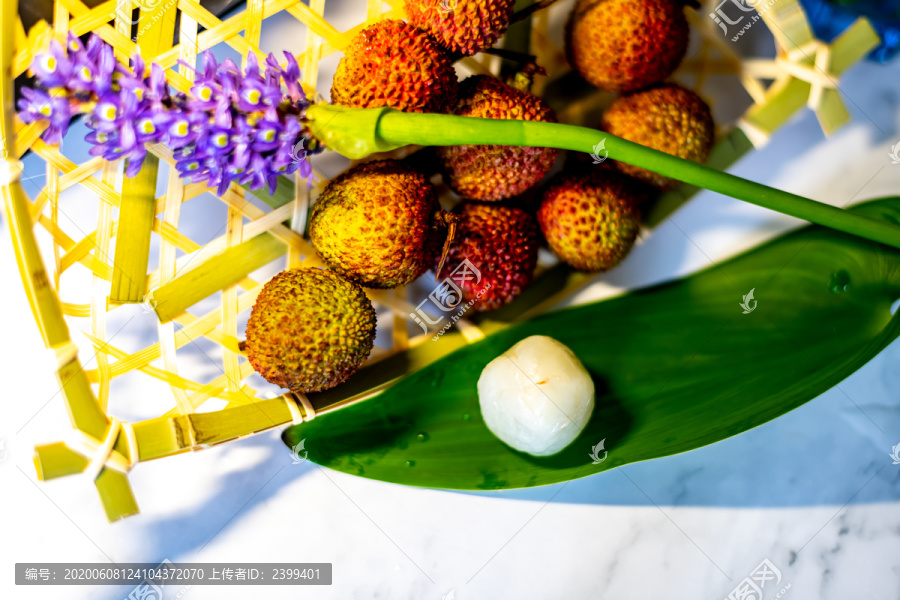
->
[829, 270, 850, 293]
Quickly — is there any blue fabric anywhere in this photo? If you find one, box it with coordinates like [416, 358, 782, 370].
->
[798, 0, 900, 61]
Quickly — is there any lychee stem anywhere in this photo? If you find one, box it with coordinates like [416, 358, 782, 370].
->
[510, 0, 562, 24]
[305, 105, 900, 251]
[434, 211, 460, 281]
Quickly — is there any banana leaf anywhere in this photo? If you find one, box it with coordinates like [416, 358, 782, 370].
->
[282, 197, 900, 490]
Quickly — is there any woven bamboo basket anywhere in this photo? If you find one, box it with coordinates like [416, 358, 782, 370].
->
[0, 0, 881, 521]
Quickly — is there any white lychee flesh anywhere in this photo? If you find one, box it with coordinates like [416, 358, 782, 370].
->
[477, 335, 595, 456]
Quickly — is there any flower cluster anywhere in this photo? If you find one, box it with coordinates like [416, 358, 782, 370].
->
[18, 33, 320, 194]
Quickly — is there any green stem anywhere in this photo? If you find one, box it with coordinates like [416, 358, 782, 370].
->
[307, 105, 900, 251]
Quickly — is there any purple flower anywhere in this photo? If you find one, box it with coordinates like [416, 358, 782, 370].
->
[186, 51, 223, 111]
[236, 53, 282, 111]
[86, 130, 126, 161]
[88, 93, 125, 132]
[21, 33, 321, 193]
[147, 64, 170, 107]
[251, 118, 282, 153]
[123, 145, 148, 177]
[31, 41, 72, 88]
[133, 105, 169, 143]
[229, 115, 254, 169]
[176, 155, 207, 182]
[200, 126, 235, 157]
[91, 43, 118, 96]
[267, 52, 306, 103]
[18, 88, 71, 143]
[165, 109, 203, 149]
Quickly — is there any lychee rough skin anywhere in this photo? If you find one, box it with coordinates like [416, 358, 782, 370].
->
[436, 202, 540, 311]
[436, 76, 559, 201]
[405, 0, 516, 56]
[566, 0, 688, 93]
[310, 160, 447, 289]
[331, 19, 458, 113]
[537, 171, 645, 272]
[601, 84, 715, 190]
[245, 268, 376, 394]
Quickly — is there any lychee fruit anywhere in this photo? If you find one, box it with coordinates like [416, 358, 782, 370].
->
[537, 170, 646, 272]
[436, 76, 559, 201]
[245, 268, 377, 393]
[405, 0, 516, 57]
[601, 84, 715, 190]
[310, 160, 456, 289]
[435, 202, 540, 311]
[331, 19, 458, 112]
[566, 0, 688, 93]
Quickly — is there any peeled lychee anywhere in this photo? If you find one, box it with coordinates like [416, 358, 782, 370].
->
[601, 84, 715, 189]
[566, 0, 688, 93]
[478, 335, 595, 456]
[538, 170, 646, 272]
[331, 19, 458, 112]
[436, 76, 559, 201]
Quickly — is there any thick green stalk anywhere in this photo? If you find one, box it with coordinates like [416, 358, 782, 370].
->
[306, 105, 900, 251]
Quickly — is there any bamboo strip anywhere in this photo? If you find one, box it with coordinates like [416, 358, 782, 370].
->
[392, 288, 409, 351]
[287, 173, 310, 268]
[2, 151, 138, 522]
[46, 157, 61, 291]
[107, 285, 261, 379]
[62, 303, 92, 317]
[82, 333, 210, 394]
[287, 3, 343, 47]
[38, 213, 115, 279]
[222, 202, 245, 393]
[36, 371, 408, 481]
[158, 100, 194, 415]
[92, 160, 117, 412]
[109, 0, 178, 302]
[739, 16, 878, 144]
[110, 159, 158, 302]
[14, 121, 46, 159]
[29, 144, 204, 259]
[149, 233, 284, 323]
[366, 0, 383, 23]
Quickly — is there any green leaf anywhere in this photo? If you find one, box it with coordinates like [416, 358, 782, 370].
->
[283, 197, 900, 490]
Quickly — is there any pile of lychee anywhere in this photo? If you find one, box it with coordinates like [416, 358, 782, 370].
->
[245, 0, 716, 394]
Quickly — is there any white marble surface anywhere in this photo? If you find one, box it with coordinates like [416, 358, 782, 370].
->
[2, 4, 900, 600]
